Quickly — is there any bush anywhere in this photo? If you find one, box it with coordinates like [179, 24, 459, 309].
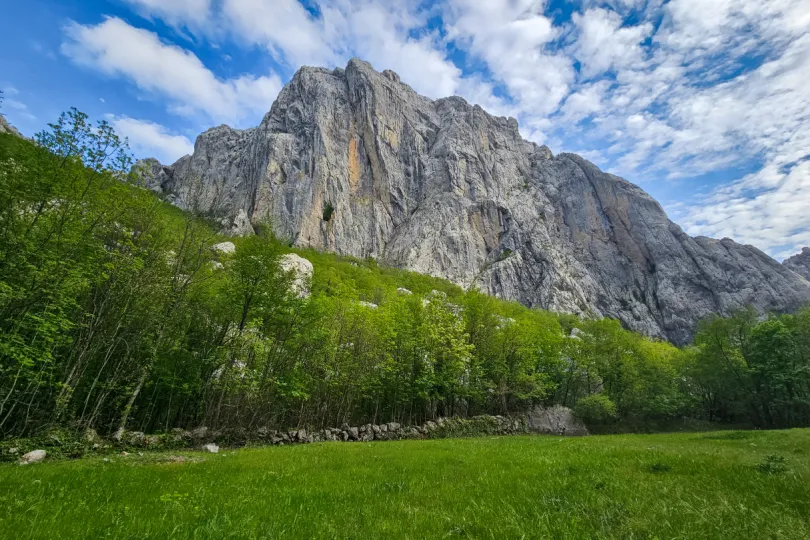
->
[322, 201, 335, 221]
[575, 394, 618, 425]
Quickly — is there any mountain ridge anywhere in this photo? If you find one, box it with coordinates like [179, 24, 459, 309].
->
[137, 58, 810, 344]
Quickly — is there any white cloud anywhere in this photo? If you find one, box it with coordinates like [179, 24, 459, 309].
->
[684, 160, 810, 260]
[222, 0, 333, 66]
[110, 115, 194, 164]
[321, 0, 464, 99]
[61, 17, 282, 123]
[446, 0, 573, 116]
[560, 81, 611, 123]
[124, 0, 212, 26]
[571, 8, 652, 77]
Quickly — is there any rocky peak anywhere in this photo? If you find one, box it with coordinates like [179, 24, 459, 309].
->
[784, 248, 810, 281]
[0, 115, 23, 138]
[136, 58, 810, 345]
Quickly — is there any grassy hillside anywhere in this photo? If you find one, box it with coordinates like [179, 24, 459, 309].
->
[2, 429, 809, 539]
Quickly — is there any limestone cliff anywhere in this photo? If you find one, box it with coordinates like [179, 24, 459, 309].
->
[784, 248, 810, 282]
[139, 59, 810, 344]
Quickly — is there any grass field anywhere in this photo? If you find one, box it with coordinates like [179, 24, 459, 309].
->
[1, 430, 809, 539]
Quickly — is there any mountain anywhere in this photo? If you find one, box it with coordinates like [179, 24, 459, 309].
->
[138, 58, 810, 345]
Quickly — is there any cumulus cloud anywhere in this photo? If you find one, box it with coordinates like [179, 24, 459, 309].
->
[222, 0, 334, 66]
[571, 8, 653, 77]
[110, 115, 194, 164]
[446, 0, 573, 116]
[61, 17, 282, 123]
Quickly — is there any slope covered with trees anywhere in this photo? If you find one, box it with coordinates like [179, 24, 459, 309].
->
[1, 111, 810, 440]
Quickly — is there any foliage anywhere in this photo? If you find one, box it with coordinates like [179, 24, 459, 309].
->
[575, 394, 618, 425]
[685, 307, 810, 428]
[322, 201, 334, 222]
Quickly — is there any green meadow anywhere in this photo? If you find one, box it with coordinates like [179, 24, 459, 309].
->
[2, 430, 809, 539]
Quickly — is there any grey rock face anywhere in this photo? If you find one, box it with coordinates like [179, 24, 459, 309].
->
[784, 248, 810, 281]
[526, 405, 588, 436]
[0, 115, 22, 138]
[220, 209, 256, 236]
[143, 58, 810, 344]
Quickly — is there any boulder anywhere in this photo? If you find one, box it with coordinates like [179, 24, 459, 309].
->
[220, 209, 255, 236]
[20, 450, 46, 465]
[123, 431, 146, 446]
[569, 328, 586, 340]
[212, 242, 236, 255]
[279, 254, 314, 298]
[525, 405, 589, 436]
[358, 425, 374, 442]
[83, 428, 101, 444]
[202, 443, 219, 453]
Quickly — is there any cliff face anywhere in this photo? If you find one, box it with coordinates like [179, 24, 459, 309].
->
[784, 248, 810, 282]
[141, 58, 810, 344]
[0, 115, 23, 138]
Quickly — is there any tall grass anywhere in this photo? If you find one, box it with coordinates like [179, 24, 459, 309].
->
[2, 429, 809, 538]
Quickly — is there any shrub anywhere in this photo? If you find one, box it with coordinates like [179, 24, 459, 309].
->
[322, 201, 335, 221]
[575, 394, 618, 425]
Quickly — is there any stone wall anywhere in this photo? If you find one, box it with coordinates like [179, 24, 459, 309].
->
[2, 407, 588, 462]
[120, 407, 588, 450]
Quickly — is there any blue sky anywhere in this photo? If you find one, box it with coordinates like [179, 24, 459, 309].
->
[2, 0, 809, 259]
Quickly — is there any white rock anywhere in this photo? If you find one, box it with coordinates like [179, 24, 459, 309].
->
[396, 287, 413, 295]
[358, 301, 378, 309]
[203, 443, 219, 453]
[279, 254, 314, 298]
[220, 209, 255, 236]
[20, 450, 46, 465]
[212, 242, 236, 255]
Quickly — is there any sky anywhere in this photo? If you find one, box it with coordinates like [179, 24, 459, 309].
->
[2, 0, 809, 260]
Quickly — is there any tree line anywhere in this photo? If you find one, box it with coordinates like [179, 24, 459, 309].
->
[1, 110, 809, 439]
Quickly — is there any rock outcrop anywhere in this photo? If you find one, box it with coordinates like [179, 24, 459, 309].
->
[526, 405, 589, 436]
[784, 248, 810, 282]
[139, 58, 810, 344]
[19, 449, 46, 465]
[0, 115, 23, 138]
[279, 253, 314, 298]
